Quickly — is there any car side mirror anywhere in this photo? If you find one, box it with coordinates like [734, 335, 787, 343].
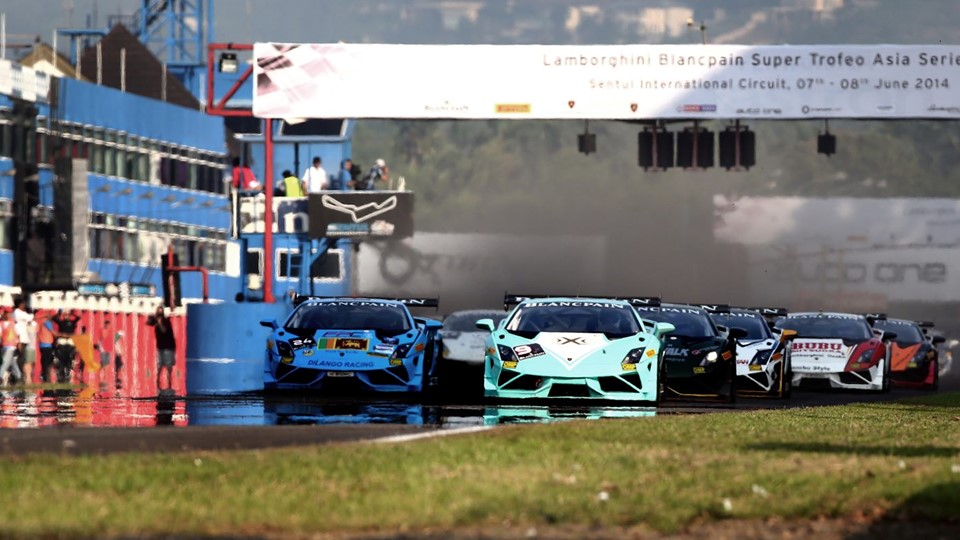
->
[779, 329, 798, 341]
[259, 318, 279, 330]
[728, 327, 749, 340]
[931, 335, 946, 345]
[654, 322, 675, 337]
[881, 332, 897, 342]
[476, 318, 495, 332]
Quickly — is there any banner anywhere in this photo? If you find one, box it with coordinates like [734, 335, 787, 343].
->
[308, 192, 414, 239]
[254, 43, 960, 120]
[714, 196, 960, 303]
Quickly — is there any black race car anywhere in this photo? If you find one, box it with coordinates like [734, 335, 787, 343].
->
[634, 303, 743, 403]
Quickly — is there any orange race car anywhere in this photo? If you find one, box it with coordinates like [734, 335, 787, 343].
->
[870, 317, 944, 390]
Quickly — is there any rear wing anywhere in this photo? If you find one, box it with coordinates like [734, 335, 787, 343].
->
[503, 293, 660, 311]
[694, 304, 732, 314]
[293, 295, 439, 309]
[746, 306, 789, 319]
[862, 312, 887, 325]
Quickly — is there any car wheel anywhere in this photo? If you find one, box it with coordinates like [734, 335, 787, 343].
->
[930, 359, 940, 391]
[654, 360, 667, 406]
[722, 357, 736, 404]
[780, 359, 793, 399]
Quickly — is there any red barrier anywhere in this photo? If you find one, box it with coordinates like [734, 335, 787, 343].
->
[27, 309, 187, 400]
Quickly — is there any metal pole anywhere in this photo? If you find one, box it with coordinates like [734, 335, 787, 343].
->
[96, 41, 102, 85]
[120, 48, 126, 92]
[52, 30, 57, 67]
[1, 13, 6, 60]
[263, 119, 276, 303]
[162, 63, 167, 101]
[75, 36, 81, 79]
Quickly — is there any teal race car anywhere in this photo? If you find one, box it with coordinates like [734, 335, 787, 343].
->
[479, 295, 675, 403]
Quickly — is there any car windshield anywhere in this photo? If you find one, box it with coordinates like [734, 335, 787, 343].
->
[443, 311, 505, 332]
[872, 320, 924, 343]
[286, 302, 411, 334]
[639, 308, 716, 338]
[710, 313, 771, 339]
[506, 304, 640, 337]
[776, 316, 873, 340]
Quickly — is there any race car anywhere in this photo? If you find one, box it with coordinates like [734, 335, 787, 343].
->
[870, 316, 944, 390]
[776, 312, 893, 392]
[260, 296, 442, 392]
[634, 303, 742, 403]
[441, 309, 508, 365]
[481, 295, 675, 403]
[707, 306, 791, 398]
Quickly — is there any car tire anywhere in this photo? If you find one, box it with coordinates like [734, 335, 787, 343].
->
[654, 359, 667, 406]
[929, 359, 940, 391]
[879, 358, 891, 393]
[722, 357, 736, 404]
[781, 359, 793, 399]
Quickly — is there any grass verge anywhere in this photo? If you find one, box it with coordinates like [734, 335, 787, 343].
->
[1, 393, 959, 538]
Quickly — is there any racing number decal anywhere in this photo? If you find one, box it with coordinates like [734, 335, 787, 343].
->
[513, 343, 546, 360]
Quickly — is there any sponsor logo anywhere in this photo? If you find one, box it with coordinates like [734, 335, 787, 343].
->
[302, 349, 315, 357]
[621, 363, 637, 371]
[495, 103, 532, 113]
[665, 347, 689, 357]
[558, 337, 587, 346]
[321, 194, 398, 223]
[801, 105, 841, 114]
[793, 342, 843, 351]
[424, 100, 470, 113]
[749, 365, 763, 372]
[502, 360, 518, 369]
[734, 107, 783, 115]
[567, 100, 576, 109]
[773, 261, 947, 285]
[927, 104, 960, 115]
[389, 358, 403, 366]
[630, 103, 638, 112]
[692, 366, 706, 374]
[676, 104, 717, 113]
[307, 360, 375, 369]
[318, 338, 369, 351]
[326, 371, 355, 378]
[513, 344, 546, 360]
[322, 332, 365, 338]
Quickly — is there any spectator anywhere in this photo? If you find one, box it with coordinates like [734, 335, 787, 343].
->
[52, 309, 81, 383]
[357, 158, 389, 190]
[0, 311, 21, 385]
[331, 159, 352, 191]
[114, 330, 125, 390]
[146, 306, 176, 392]
[231, 157, 261, 192]
[301, 156, 328, 194]
[13, 297, 33, 382]
[96, 319, 115, 382]
[281, 169, 304, 197]
[349, 161, 363, 187]
[37, 311, 56, 383]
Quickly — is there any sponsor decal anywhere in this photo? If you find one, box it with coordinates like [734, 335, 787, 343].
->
[801, 105, 841, 115]
[513, 344, 546, 360]
[495, 103, 531, 113]
[749, 365, 763, 372]
[692, 366, 706, 374]
[307, 360, 375, 369]
[424, 100, 470, 113]
[793, 342, 844, 351]
[326, 371, 355, 378]
[290, 337, 317, 349]
[677, 104, 717, 113]
[621, 363, 637, 371]
[907, 361, 918, 368]
[526, 301, 629, 309]
[645, 349, 657, 358]
[665, 347, 689, 357]
[318, 338, 370, 351]
[321, 194, 398, 223]
[721, 351, 733, 360]
[389, 358, 403, 366]
[502, 360, 518, 369]
[557, 336, 586, 346]
[372, 344, 396, 356]
[567, 100, 576, 109]
[302, 349, 315, 357]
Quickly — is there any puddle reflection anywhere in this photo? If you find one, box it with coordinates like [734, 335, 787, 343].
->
[0, 388, 658, 428]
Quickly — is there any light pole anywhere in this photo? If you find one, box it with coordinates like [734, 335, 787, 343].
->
[687, 17, 707, 45]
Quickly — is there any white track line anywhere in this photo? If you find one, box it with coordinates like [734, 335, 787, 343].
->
[368, 425, 493, 444]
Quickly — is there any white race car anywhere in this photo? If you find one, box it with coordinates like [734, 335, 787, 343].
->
[708, 307, 791, 398]
[440, 309, 506, 365]
[776, 312, 894, 392]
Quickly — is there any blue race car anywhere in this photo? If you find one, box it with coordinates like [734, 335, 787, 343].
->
[260, 297, 442, 393]
[481, 295, 674, 403]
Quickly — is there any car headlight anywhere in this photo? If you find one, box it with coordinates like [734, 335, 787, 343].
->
[705, 351, 719, 362]
[497, 345, 517, 362]
[443, 344, 451, 357]
[621, 348, 647, 365]
[391, 343, 413, 360]
[751, 349, 772, 364]
[914, 349, 931, 361]
[858, 349, 875, 363]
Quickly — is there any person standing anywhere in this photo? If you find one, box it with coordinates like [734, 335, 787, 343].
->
[357, 158, 390, 190]
[231, 157, 261, 192]
[13, 298, 33, 383]
[301, 156, 328, 194]
[332, 159, 353, 191]
[96, 319, 115, 382]
[281, 169, 304, 197]
[114, 329, 125, 390]
[37, 311, 56, 383]
[0, 311, 22, 385]
[52, 309, 81, 383]
[146, 306, 176, 392]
